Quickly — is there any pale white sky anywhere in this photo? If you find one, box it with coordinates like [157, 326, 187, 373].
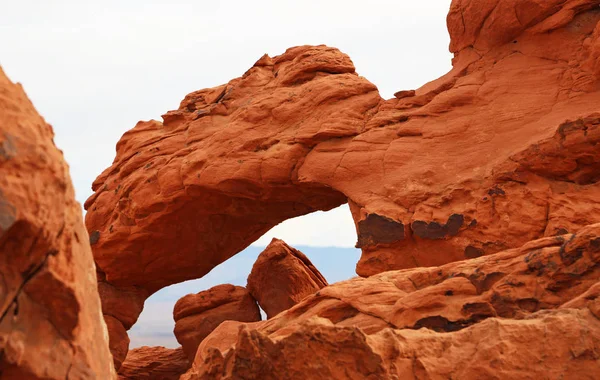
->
[1, 0, 452, 247]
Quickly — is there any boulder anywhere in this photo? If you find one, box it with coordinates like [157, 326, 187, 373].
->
[173, 284, 261, 361]
[247, 238, 328, 318]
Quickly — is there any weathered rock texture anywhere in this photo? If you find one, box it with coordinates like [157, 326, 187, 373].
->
[183, 223, 600, 379]
[85, 0, 600, 365]
[98, 274, 147, 369]
[85, 45, 369, 293]
[247, 238, 328, 318]
[173, 284, 261, 361]
[0, 68, 115, 378]
[104, 314, 130, 370]
[118, 346, 189, 380]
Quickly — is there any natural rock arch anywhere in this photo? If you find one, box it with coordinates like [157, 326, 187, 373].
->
[86, 48, 370, 292]
[85, 0, 600, 367]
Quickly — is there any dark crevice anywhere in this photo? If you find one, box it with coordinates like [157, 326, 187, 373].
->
[356, 214, 405, 248]
[0, 247, 53, 325]
[467, 271, 507, 294]
[412, 315, 482, 333]
[317, 302, 360, 324]
[411, 214, 464, 240]
[316, 294, 396, 329]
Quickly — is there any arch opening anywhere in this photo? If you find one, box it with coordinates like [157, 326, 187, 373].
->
[128, 204, 360, 348]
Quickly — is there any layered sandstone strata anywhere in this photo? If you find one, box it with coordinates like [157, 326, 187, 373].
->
[183, 223, 600, 379]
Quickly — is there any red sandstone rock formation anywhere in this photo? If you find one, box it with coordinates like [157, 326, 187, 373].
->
[0, 69, 115, 378]
[185, 310, 600, 380]
[84, 0, 600, 367]
[86, 44, 376, 361]
[173, 284, 261, 361]
[85, 45, 369, 294]
[183, 223, 600, 379]
[247, 238, 328, 318]
[98, 275, 147, 369]
[4, 0, 600, 377]
[104, 315, 130, 370]
[118, 346, 189, 380]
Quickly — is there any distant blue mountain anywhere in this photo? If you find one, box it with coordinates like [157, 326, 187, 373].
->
[129, 245, 360, 348]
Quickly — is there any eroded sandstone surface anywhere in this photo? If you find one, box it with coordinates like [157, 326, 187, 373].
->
[247, 238, 328, 318]
[173, 284, 261, 361]
[0, 68, 115, 378]
[83, 0, 600, 373]
[184, 309, 600, 380]
[184, 223, 600, 379]
[118, 346, 189, 380]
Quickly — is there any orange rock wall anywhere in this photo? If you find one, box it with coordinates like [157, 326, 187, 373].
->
[0, 69, 115, 378]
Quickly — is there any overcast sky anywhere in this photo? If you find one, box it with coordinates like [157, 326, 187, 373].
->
[1, 0, 452, 248]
